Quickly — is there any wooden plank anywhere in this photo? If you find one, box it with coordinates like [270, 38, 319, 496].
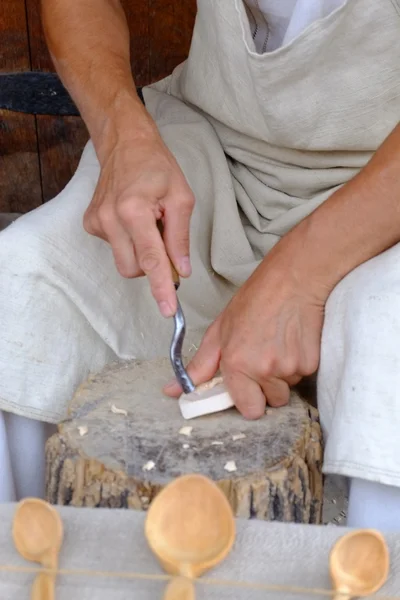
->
[25, 0, 53, 71]
[0, 0, 42, 212]
[122, 0, 150, 86]
[149, 0, 196, 83]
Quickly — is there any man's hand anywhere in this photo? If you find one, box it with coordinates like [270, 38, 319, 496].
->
[84, 129, 195, 317]
[164, 119, 400, 415]
[42, 0, 195, 317]
[164, 241, 326, 419]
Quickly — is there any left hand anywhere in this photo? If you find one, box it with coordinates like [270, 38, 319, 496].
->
[164, 242, 328, 419]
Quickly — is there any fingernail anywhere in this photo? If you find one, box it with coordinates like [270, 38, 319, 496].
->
[159, 301, 174, 318]
[180, 256, 191, 277]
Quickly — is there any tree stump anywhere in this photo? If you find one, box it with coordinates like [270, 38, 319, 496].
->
[45, 358, 323, 523]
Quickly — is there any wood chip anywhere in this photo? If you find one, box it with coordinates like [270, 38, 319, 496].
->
[111, 404, 128, 416]
[78, 425, 88, 437]
[142, 461, 155, 472]
[179, 426, 193, 437]
[232, 433, 246, 441]
[211, 441, 224, 446]
[224, 461, 237, 472]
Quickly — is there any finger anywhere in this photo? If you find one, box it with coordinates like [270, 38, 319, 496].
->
[108, 226, 142, 278]
[83, 206, 106, 240]
[85, 198, 143, 278]
[222, 369, 266, 420]
[164, 322, 221, 397]
[260, 377, 290, 408]
[83, 180, 106, 238]
[163, 187, 195, 278]
[118, 204, 177, 317]
[285, 374, 302, 387]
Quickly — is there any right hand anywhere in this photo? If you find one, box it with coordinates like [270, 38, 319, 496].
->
[83, 123, 195, 317]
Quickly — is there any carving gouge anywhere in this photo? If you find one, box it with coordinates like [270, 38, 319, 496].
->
[157, 220, 195, 394]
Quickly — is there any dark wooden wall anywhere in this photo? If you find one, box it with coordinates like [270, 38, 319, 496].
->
[0, 0, 196, 213]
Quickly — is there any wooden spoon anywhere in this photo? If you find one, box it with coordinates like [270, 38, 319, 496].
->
[163, 577, 195, 600]
[145, 474, 235, 599]
[330, 528, 389, 600]
[12, 498, 63, 600]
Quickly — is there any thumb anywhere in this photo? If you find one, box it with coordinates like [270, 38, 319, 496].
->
[163, 321, 221, 397]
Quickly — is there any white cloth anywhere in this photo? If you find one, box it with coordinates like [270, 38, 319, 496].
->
[348, 478, 400, 530]
[3, 505, 400, 598]
[245, 0, 343, 52]
[1, 0, 400, 501]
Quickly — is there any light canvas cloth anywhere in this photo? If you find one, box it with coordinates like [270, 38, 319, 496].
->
[2, 504, 400, 599]
[1, 0, 400, 489]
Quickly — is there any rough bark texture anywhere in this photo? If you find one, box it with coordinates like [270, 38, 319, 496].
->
[46, 358, 323, 523]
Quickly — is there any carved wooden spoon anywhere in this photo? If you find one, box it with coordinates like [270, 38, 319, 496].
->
[12, 498, 63, 600]
[330, 528, 389, 600]
[145, 474, 235, 600]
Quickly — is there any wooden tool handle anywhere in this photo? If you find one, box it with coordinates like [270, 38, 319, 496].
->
[169, 258, 180, 287]
[31, 571, 55, 600]
[156, 219, 180, 287]
[163, 577, 195, 600]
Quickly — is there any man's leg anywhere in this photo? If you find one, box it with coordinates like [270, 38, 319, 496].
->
[0, 137, 214, 501]
[318, 242, 400, 530]
[0, 141, 120, 426]
[0, 412, 16, 502]
[3, 412, 56, 500]
[347, 478, 400, 530]
[0, 141, 151, 500]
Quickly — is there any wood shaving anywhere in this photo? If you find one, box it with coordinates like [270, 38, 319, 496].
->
[232, 433, 246, 441]
[179, 426, 193, 437]
[211, 441, 224, 446]
[182, 443, 190, 449]
[78, 425, 88, 437]
[111, 404, 128, 416]
[142, 461, 155, 472]
[224, 461, 237, 472]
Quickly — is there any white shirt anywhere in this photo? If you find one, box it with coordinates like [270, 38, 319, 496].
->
[245, 0, 344, 52]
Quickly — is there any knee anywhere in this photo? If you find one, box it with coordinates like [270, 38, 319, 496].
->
[318, 250, 400, 434]
[326, 250, 400, 330]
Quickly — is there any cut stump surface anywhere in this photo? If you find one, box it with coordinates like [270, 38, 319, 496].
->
[46, 358, 323, 523]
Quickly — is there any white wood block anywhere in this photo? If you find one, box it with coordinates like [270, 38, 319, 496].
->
[178, 377, 235, 420]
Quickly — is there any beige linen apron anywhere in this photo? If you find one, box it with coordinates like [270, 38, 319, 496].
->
[145, 0, 400, 290]
[1, 0, 400, 442]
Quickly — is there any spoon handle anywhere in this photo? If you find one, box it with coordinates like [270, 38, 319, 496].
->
[163, 577, 195, 600]
[31, 571, 55, 600]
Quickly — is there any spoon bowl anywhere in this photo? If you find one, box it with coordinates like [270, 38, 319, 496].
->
[330, 529, 389, 600]
[12, 498, 63, 566]
[145, 474, 235, 579]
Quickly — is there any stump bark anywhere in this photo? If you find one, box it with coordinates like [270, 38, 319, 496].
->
[45, 358, 323, 523]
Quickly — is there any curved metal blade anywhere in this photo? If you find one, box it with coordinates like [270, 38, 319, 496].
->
[170, 298, 195, 394]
